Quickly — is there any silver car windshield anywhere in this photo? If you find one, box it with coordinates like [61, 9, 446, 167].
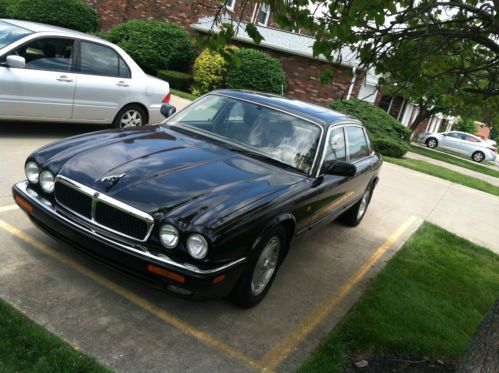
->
[0, 21, 32, 49]
[166, 95, 322, 174]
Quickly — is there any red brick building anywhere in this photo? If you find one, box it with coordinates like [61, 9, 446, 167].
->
[86, 0, 378, 107]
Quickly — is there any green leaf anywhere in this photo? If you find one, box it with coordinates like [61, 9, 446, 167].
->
[245, 23, 264, 45]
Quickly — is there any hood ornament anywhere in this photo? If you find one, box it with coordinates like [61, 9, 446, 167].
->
[100, 173, 126, 184]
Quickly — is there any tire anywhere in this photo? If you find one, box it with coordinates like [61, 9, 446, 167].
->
[426, 137, 438, 149]
[472, 151, 485, 163]
[230, 226, 288, 308]
[112, 104, 147, 129]
[340, 183, 373, 227]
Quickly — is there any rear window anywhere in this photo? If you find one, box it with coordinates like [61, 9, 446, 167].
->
[0, 21, 32, 49]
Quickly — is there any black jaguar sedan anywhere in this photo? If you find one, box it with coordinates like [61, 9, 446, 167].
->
[12, 90, 382, 307]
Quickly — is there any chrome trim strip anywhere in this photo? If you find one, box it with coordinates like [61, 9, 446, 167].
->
[55, 175, 154, 242]
[16, 181, 246, 275]
[166, 93, 325, 177]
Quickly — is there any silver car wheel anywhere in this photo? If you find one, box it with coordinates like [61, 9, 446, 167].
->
[357, 188, 371, 220]
[251, 236, 280, 296]
[473, 152, 484, 162]
[427, 139, 437, 148]
[120, 110, 143, 128]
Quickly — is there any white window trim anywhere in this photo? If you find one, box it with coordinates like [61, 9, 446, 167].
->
[252, 3, 271, 26]
[226, 0, 236, 11]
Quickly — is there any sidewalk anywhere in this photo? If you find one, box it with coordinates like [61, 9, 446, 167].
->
[405, 151, 499, 187]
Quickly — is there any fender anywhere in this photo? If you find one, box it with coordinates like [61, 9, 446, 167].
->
[250, 213, 296, 255]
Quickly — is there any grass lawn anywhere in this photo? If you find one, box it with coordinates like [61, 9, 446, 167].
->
[410, 145, 499, 178]
[385, 157, 499, 197]
[170, 89, 198, 101]
[0, 299, 109, 372]
[300, 222, 499, 372]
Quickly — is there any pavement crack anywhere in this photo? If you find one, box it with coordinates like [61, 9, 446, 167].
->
[425, 182, 452, 220]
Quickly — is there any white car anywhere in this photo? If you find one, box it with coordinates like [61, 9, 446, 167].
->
[0, 19, 170, 127]
[420, 131, 497, 162]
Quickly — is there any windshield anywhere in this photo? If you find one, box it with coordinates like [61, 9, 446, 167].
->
[0, 21, 32, 49]
[165, 95, 322, 173]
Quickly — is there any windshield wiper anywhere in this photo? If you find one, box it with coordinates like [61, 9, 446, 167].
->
[227, 146, 303, 174]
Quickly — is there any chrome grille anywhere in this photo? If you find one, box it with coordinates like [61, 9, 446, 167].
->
[54, 176, 154, 242]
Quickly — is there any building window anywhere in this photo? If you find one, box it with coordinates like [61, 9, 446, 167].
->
[378, 95, 392, 112]
[254, 3, 270, 26]
[226, 0, 236, 10]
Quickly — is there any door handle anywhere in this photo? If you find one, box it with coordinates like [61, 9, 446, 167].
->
[56, 75, 73, 82]
[116, 81, 129, 87]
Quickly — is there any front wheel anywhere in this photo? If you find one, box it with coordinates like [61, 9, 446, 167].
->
[472, 151, 485, 163]
[340, 184, 373, 227]
[113, 105, 147, 128]
[230, 226, 288, 308]
[426, 137, 438, 149]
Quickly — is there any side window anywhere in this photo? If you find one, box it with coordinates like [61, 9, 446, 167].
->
[464, 135, 479, 143]
[345, 126, 369, 161]
[12, 37, 74, 72]
[446, 133, 460, 139]
[80, 41, 131, 78]
[324, 127, 346, 166]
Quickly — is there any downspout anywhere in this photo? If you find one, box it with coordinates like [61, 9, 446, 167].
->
[346, 67, 356, 99]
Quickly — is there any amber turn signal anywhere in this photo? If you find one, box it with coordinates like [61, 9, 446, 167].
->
[212, 274, 225, 284]
[147, 264, 185, 283]
[15, 194, 32, 213]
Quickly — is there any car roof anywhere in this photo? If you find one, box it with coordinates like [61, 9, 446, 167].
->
[212, 89, 357, 127]
[0, 19, 104, 43]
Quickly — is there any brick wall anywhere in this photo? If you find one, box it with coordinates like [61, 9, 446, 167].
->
[87, 0, 360, 106]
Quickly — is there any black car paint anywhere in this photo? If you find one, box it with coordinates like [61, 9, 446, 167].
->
[13, 90, 382, 299]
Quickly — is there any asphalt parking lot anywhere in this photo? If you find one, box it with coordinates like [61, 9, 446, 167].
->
[1, 116, 498, 372]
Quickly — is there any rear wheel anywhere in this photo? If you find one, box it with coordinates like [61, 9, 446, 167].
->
[426, 137, 438, 148]
[112, 104, 147, 128]
[472, 151, 485, 163]
[230, 226, 288, 308]
[340, 184, 373, 227]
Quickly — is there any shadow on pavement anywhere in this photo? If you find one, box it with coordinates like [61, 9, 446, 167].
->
[0, 121, 106, 139]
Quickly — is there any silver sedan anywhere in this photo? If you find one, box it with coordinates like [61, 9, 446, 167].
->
[0, 19, 171, 127]
[420, 131, 497, 162]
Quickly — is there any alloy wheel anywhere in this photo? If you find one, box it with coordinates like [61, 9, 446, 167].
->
[251, 236, 280, 296]
[357, 188, 371, 220]
[120, 110, 143, 128]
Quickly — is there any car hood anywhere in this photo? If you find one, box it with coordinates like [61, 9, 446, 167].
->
[34, 126, 305, 227]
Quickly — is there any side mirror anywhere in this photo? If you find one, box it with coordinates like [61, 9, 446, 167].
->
[160, 103, 176, 119]
[6, 55, 26, 69]
[325, 160, 357, 177]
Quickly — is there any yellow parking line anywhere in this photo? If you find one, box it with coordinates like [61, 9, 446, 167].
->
[0, 204, 18, 213]
[259, 215, 419, 371]
[0, 219, 265, 372]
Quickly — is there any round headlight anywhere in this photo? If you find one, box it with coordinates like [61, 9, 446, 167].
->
[25, 161, 40, 184]
[39, 170, 55, 193]
[159, 224, 179, 249]
[186, 234, 208, 259]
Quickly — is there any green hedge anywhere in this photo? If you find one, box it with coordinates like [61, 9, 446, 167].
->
[330, 99, 411, 158]
[107, 20, 195, 74]
[157, 70, 193, 92]
[226, 48, 286, 94]
[10, 0, 98, 32]
[0, 0, 16, 17]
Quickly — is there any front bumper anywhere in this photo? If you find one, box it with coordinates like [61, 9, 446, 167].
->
[12, 181, 245, 300]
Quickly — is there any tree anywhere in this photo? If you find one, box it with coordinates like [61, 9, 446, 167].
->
[196, 1, 498, 131]
[453, 117, 477, 133]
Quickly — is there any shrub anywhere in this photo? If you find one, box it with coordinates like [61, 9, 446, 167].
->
[10, 0, 98, 32]
[0, 0, 16, 17]
[193, 48, 236, 95]
[107, 20, 195, 74]
[157, 70, 193, 92]
[371, 138, 409, 158]
[330, 98, 411, 158]
[226, 48, 286, 94]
